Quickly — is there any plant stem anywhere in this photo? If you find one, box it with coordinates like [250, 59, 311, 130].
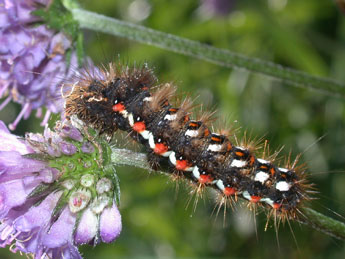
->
[71, 8, 345, 98]
[110, 147, 345, 241]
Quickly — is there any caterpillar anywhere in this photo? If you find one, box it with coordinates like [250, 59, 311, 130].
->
[63, 62, 312, 224]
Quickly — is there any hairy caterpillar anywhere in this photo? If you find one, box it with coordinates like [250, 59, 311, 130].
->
[63, 62, 313, 226]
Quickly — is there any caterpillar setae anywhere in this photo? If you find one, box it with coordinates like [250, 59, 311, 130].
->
[63, 62, 314, 225]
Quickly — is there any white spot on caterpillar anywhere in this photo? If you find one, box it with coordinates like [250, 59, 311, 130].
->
[185, 129, 199, 137]
[242, 191, 251, 201]
[87, 96, 105, 102]
[143, 97, 152, 102]
[230, 159, 247, 168]
[140, 130, 150, 140]
[192, 166, 200, 179]
[207, 144, 222, 152]
[261, 198, 274, 206]
[278, 167, 289, 173]
[120, 110, 128, 118]
[185, 166, 194, 172]
[164, 114, 177, 121]
[148, 132, 155, 149]
[161, 151, 172, 157]
[254, 171, 269, 184]
[235, 146, 246, 151]
[128, 113, 134, 126]
[216, 180, 225, 191]
[257, 158, 270, 164]
[169, 152, 177, 165]
[276, 181, 291, 191]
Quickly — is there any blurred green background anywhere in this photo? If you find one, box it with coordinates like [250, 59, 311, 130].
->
[1, 0, 345, 258]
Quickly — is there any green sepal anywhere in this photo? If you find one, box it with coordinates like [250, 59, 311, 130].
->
[28, 183, 56, 199]
[52, 189, 69, 219]
[65, 48, 72, 68]
[23, 153, 51, 162]
[108, 165, 121, 206]
[72, 209, 83, 242]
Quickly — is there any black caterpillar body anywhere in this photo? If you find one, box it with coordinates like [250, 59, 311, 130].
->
[64, 63, 311, 220]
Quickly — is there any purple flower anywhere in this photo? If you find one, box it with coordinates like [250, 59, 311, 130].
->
[0, 119, 122, 258]
[100, 203, 122, 243]
[0, 0, 77, 130]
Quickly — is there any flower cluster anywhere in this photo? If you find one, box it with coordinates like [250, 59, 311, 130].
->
[0, 0, 77, 130]
[0, 118, 121, 258]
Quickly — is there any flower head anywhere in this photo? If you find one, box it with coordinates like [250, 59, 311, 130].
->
[0, 119, 122, 258]
[0, 0, 77, 129]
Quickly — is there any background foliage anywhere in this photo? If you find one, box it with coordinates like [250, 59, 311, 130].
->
[1, 0, 345, 258]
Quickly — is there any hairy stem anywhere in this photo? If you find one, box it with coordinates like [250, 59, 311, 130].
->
[71, 8, 345, 98]
[110, 147, 345, 241]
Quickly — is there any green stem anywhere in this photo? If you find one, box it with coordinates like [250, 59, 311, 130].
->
[110, 147, 345, 241]
[299, 208, 345, 240]
[71, 8, 345, 98]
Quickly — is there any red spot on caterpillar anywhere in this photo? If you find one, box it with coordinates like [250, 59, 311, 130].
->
[249, 155, 255, 166]
[204, 128, 210, 137]
[211, 136, 221, 142]
[273, 203, 282, 210]
[154, 143, 169, 155]
[224, 187, 236, 196]
[270, 168, 276, 176]
[250, 196, 261, 203]
[227, 143, 232, 151]
[112, 103, 125, 112]
[189, 122, 199, 127]
[133, 121, 146, 132]
[199, 174, 213, 184]
[235, 151, 244, 157]
[175, 159, 190, 171]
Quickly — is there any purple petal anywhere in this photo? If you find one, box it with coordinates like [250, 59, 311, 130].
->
[0, 121, 32, 154]
[14, 191, 63, 232]
[49, 32, 71, 54]
[99, 203, 122, 243]
[0, 180, 27, 217]
[60, 141, 77, 155]
[81, 142, 94, 154]
[74, 208, 98, 245]
[54, 244, 83, 259]
[13, 54, 35, 85]
[0, 151, 46, 176]
[61, 124, 83, 142]
[7, 28, 32, 55]
[42, 207, 76, 248]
